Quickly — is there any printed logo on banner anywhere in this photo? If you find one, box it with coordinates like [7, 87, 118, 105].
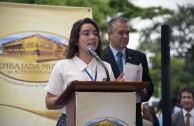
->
[84, 117, 128, 126]
[0, 32, 68, 82]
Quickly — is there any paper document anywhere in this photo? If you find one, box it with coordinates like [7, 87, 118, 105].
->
[123, 63, 143, 103]
[123, 63, 143, 82]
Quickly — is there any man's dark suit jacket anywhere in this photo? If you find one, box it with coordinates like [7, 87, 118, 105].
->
[102, 46, 154, 126]
[172, 110, 186, 126]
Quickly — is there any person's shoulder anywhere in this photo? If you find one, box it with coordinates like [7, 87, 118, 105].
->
[56, 58, 68, 63]
[103, 46, 109, 50]
[55, 59, 71, 66]
[172, 110, 183, 118]
[102, 46, 112, 58]
[102, 46, 110, 52]
[126, 48, 146, 56]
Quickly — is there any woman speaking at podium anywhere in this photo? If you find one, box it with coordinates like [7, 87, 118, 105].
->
[45, 18, 123, 126]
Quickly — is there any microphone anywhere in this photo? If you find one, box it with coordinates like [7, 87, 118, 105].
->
[87, 46, 110, 81]
[87, 46, 101, 61]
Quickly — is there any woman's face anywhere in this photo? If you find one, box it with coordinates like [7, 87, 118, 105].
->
[77, 23, 99, 55]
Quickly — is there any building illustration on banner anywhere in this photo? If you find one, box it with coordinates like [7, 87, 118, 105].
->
[0, 32, 68, 63]
[0, 32, 69, 82]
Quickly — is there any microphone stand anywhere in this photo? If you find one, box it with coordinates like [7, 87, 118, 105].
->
[87, 46, 110, 81]
[97, 58, 110, 81]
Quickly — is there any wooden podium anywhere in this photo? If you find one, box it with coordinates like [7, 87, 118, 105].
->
[55, 81, 149, 126]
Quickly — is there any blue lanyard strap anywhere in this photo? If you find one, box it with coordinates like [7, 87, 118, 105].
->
[84, 66, 97, 81]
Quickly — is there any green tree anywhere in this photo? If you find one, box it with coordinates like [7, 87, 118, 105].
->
[138, 4, 194, 97]
[0, 0, 172, 45]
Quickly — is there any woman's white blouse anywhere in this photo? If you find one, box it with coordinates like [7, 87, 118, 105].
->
[45, 56, 115, 113]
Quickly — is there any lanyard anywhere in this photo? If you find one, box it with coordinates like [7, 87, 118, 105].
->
[84, 66, 97, 81]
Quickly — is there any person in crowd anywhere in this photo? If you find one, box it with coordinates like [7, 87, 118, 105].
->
[172, 86, 194, 126]
[102, 16, 154, 126]
[142, 104, 154, 126]
[148, 105, 160, 126]
[155, 96, 181, 126]
[171, 96, 181, 114]
[45, 18, 124, 126]
[155, 100, 163, 126]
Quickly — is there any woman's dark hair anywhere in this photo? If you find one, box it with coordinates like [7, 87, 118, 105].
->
[66, 18, 102, 59]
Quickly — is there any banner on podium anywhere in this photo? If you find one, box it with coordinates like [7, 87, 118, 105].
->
[76, 92, 136, 126]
